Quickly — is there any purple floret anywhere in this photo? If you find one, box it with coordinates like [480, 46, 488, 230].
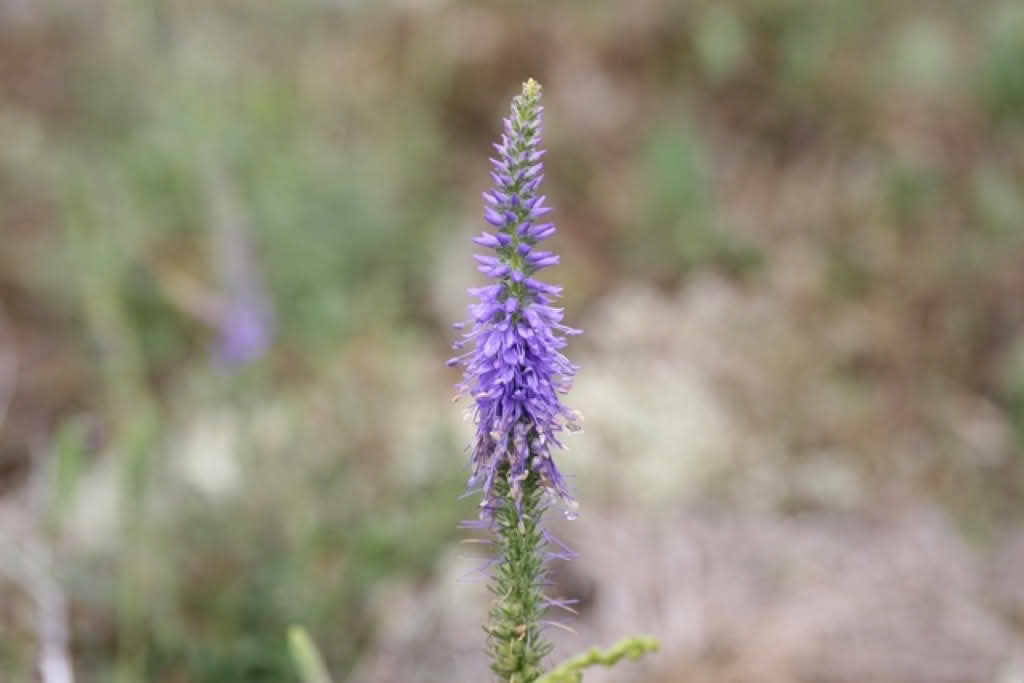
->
[449, 79, 581, 519]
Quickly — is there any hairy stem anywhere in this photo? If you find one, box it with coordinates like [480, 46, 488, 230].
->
[487, 468, 551, 683]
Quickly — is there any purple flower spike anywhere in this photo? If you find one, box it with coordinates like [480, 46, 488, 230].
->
[450, 78, 581, 520]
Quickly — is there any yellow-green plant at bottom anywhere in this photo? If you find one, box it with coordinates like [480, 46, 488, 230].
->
[288, 625, 334, 683]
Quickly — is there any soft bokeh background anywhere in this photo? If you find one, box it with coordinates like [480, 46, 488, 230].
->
[2, 0, 1024, 681]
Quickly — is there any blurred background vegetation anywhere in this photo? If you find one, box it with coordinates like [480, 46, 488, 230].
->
[1, 0, 1023, 681]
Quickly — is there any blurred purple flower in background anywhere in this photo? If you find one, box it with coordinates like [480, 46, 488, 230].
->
[449, 79, 581, 519]
[217, 294, 272, 365]
[204, 161, 274, 366]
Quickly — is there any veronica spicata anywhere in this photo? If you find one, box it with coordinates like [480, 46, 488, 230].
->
[448, 78, 658, 683]
[449, 78, 581, 521]
[447, 78, 588, 682]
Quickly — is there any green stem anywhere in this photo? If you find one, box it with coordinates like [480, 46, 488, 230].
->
[536, 636, 660, 683]
[487, 469, 551, 683]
